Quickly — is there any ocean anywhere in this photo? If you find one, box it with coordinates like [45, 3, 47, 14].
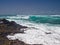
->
[0, 15, 60, 45]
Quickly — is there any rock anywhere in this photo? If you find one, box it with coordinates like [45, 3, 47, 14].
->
[10, 39, 26, 45]
[0, 18, 10, 24]
[0, 19, 28, 45]
[0, 19, 28, 34]
[45, 32, 52, 34]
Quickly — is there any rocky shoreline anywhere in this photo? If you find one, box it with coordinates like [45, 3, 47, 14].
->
[0, 19, 28, 45]
[0, 19, 43, 45]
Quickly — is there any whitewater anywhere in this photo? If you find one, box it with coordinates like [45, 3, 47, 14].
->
[1, 15, 60, 45]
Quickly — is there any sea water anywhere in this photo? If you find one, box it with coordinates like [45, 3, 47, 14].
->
[0, 15, 60, 45]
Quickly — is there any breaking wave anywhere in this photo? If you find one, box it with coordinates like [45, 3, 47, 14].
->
[0, 15, 60, 24]
[1, 15, 60, 44]
[28, 15, 60, 24]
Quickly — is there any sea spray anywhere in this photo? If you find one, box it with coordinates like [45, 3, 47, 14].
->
[0, 15, 60, 45]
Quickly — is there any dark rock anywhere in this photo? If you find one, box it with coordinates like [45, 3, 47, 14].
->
[10, 39, 26, 45]
[0, 18, 10, 24]
[45, 32, 52, 34]
[0, 19, 28, 45]
[0, 18, 28, 36]
[0, 40, 4, 45]
[0, 19, 28, 34]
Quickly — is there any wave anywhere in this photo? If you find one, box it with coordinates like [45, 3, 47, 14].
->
[7, 20, 60, 44]
[8, 15, 60, 24]
[28, 15, 60, 24]
[1, 15, 60, 44]
[0, 15, 60, 24]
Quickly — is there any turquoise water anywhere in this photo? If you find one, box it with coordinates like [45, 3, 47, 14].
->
[0, 15, 60, 24]
[29, 15, 60, 24]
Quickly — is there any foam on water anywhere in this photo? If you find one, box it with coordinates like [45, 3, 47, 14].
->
[1, 15, 60, 45]
[7, 18, 60, 45]
[7, 23, 60, 45]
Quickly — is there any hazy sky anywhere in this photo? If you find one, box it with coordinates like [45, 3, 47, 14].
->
[0, 0, 60, 15]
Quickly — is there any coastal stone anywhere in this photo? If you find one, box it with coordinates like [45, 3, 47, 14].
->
[10, 39, 26, 45]
[45, 32, 52, 34]
[0, 19, 10, 24]
[0, 19, 27, 34]
[0, 19, 28, 45]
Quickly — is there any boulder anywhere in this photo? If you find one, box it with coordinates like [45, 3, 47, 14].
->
[0, 19, 28, 34]
[0, 19, 28, 45]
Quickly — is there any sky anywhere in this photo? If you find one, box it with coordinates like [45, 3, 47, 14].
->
[0, 0, 60, 15]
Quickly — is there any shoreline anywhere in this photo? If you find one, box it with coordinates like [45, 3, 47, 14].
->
[0, 18, 60, 45]
[0, 19, 28, 45]
[0, 19, 43, 45]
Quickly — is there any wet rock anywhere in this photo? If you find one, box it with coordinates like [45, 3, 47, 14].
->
[0, 19, 28, 34]
[0, 18, 10, 24]
[45, 32, 52, 34]
[0, 19, 28, 45]
[10, 39, 26, 45]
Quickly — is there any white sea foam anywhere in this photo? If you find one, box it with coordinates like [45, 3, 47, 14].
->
[7, 20, 60, 45]
[6, 15, 60, 45]
[7, 15, 30, 20]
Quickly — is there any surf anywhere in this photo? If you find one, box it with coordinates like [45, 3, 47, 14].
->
[0, 15, 60, 44]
